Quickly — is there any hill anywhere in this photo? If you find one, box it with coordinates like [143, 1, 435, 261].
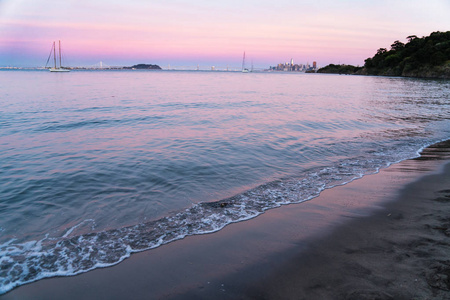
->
[318, 31, 450, 79]
[363, 31, 450, 78]
[317, 64, 362, 75]
[124, 64, 162, 70]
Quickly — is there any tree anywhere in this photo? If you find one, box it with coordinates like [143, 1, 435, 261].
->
[406, 35, 418, 42]
[430, 51, 446, 65]
[391, 40, 405, 51]
[364, 57, 373, 68]
[385, 53, 402, 67]
[376, 48, 387, 55]
[362, 31, 450, 78]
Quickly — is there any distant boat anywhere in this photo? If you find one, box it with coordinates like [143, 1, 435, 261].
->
[242, 52, 249, 73]
[45, 40, 70, 72]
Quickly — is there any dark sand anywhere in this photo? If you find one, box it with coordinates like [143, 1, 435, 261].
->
[2, 141, 450, 300]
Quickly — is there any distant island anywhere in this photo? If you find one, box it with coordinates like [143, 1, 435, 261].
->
[318, 31, 450, 79]
[123, 64, 162, 70]
[316, 64, 362, 75]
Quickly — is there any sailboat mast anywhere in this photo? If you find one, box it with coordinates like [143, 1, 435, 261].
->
[59, 40, 62, 68]
[242, 52, 246, 71]
[48, 40, 70, 72]
[53, 42, 57, 69]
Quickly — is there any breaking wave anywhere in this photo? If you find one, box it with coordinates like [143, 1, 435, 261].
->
[0, 142, 433, 295]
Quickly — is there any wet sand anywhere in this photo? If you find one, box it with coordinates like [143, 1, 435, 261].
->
[2, 141, 450, 299]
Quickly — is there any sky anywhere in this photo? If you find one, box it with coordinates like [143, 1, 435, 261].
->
[0, 0, 449, 69]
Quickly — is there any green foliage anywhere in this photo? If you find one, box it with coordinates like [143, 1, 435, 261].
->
[406, 35, 418, 42]
[363, 31, 450, 78]
[390, 40, 405, 51]
[385, 53, 402, 67]
[377, 48, 387, 55]
[431, 51, 446, 65]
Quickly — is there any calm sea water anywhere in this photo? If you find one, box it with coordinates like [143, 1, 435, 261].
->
[0, 70, 449, 293]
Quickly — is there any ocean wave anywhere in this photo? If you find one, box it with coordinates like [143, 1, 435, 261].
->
[33, 115, 167, 132]
[0, 142, 431, 295]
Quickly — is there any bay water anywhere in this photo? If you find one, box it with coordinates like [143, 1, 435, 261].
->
[0, 70, 449, 294]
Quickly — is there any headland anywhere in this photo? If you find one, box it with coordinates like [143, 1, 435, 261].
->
[318, 31, 450, 79]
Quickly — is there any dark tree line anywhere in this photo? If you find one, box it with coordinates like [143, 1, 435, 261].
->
[318, 31, 450, 78]
[316, 64, 362, 74]
[363, 31, 450, 76]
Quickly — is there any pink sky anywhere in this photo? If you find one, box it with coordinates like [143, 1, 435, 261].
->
[0, 0, 449, 69]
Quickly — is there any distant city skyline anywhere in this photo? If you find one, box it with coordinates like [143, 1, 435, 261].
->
[0, 0, 449, 68]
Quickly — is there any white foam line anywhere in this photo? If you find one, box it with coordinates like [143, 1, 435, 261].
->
[2, 138, 449, 296]
[62, 219, 95, 238]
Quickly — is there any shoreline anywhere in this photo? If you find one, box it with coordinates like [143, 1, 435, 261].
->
[240, 143, 450, 299]
[2, 140, 450, 299]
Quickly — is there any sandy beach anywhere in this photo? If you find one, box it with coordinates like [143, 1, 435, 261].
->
[2, 140, 450, 300]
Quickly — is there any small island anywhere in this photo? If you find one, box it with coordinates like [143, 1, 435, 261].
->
[318, 31, 450, 79]
[317, 64, 362, 75]
[123, 64, 162, 70]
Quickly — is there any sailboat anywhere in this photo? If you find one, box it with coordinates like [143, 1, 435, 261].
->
[46, 40, 70, 72]
[242, 52, 249, 73]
